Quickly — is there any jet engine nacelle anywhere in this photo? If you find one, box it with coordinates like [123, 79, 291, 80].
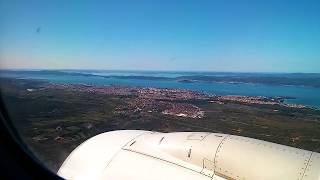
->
[58, 130, 320, 180]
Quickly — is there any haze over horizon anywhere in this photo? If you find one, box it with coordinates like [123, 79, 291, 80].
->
[2, 68, 320, 75]
[1, 0, 320, 73]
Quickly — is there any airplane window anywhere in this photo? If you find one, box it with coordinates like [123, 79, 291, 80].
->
[1, 0, 320, 179]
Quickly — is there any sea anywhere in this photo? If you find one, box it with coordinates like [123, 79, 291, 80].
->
[1, 70, 320, 109]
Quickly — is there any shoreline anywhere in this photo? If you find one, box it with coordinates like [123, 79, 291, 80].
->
[45, 82, 308, 110]
[1, 76, 317, 109]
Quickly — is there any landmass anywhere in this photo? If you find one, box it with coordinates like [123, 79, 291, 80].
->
[0, 77, 319, 172]
[176, 75, 320, 87]
[1, 70, 320, 87]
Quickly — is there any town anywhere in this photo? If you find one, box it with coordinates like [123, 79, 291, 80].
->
[45, 83, 306, 119]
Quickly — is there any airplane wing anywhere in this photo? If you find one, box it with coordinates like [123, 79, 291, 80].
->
[58, 130, 320, 180]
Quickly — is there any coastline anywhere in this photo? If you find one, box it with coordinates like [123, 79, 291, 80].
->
[1, 70, 320, 109]
[45, 82, 308, 110]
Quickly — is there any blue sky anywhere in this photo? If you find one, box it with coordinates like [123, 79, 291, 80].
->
[0, 0, 319, 72]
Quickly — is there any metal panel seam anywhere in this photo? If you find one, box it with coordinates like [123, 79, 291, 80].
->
[123, 148, 213, 178]
[213, 135, 230, 173]
[300, 152, 313, 180]
[101, 131, 150, 172]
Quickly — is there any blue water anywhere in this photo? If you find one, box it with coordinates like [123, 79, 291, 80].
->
[1, 70, 320, 108]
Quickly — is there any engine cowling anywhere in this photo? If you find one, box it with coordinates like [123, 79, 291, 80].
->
[58, 130, 320, 180]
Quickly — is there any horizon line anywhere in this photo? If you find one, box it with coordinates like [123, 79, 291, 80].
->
[0, 67, 320, 74]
